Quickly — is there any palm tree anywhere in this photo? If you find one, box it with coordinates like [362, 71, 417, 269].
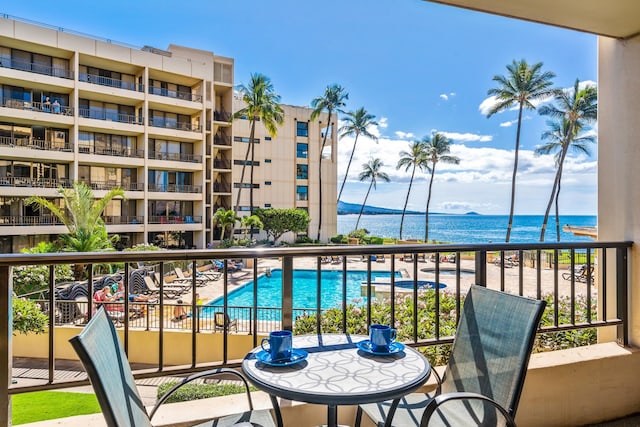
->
[213, 208, 240, 242]
[233, 73, 284, 220]
[422, 133, 460, 243]
[337, 107, 378, 202]
[487, 59, 557, 242]
[355, 158, 390, 230]
[241, 214, 264, 241]
[536, 79, 597, 241]
[396, 140, 429, 240]
[310, 84, 349, 241]
[27, 181, 124, 279]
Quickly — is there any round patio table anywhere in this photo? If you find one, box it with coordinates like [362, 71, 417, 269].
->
[242, 333, 431, 427]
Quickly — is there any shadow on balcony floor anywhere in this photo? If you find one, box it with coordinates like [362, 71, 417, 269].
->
[586, 414, 640, 426]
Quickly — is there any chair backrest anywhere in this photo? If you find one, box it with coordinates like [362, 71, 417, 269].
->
[215, 312, 228, 326]
[441, 285, 546, 419]
[69, 307, 151, 427]
[174, 267, 187, 279]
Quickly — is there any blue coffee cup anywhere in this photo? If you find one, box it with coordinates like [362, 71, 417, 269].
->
[261, 330, 293, 361]
[370, 324, 396, 352]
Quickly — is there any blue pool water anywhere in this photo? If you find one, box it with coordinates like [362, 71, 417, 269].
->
[209, 269, 400, 310]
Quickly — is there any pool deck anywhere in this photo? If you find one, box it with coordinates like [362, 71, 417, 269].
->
[186, 255, 592, 306]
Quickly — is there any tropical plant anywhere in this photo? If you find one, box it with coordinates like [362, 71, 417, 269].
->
[254, 208, 311, 244]
[240, 215, 264, 240]
[213, 208, 239, 242]
[26, 181, 124, 279]
[12, 298, 48, 335]
[536, 79, 597, 241]
[310, 84, 349, 241]
[355, 158, 390, 230]
[486, 59, 557, 242]
[396, 140, 429, 239]
[337, 107, 378, 202]
[422, 133, 460, 242]
[233, 73, 284, 223]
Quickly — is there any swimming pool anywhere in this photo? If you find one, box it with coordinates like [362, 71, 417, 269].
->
[208, 268, 400, 310]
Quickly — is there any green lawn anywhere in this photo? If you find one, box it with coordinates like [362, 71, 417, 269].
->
[12, 391, 101, 425]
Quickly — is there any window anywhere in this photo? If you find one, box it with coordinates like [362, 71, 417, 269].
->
[265, 159, 272, 163]
[264, 203, 271, 208]
[233, 136, 260, 143]
[296, 164, 308, 180]
[265, 181, 272, 185]
[296, 185, 308, 201]
[233, 183, 259, 189]
[296, 122, 308, 137]
[265, 136, 272, 141]
[238, 206, 251, 212]
[234, 160, 259, 166]
[297, 143, 308, 159]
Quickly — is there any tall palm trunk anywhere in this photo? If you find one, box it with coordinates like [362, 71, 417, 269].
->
[424, 167, 436, 243]
[317, 121, 330, 241]
[399, 165, 417, 240]
[506, 103, 525, 242]
[249, 121, 257, 239]
[554, 177, 562, 241]
[355, 180, 374, 230]
[539, 132, 571, 242]
[234, 120, 256, 213]
[338, 134, 359, 203]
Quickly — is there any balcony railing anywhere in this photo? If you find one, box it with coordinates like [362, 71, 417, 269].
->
[213, 182, 231, 193]
[213, 159, 232, 169]
[0, 57, 73, 79]
[79, 180, 142, 191]
[214, 110, 232, 122]
[77, 145, 144, 158]
[148, 183, 201, 193]
[148, 118, 201, 132]
[102, 215, 144, 225]
[0, 241, 631, 403]
[0, 177, 71, 188]
[148, 86, 202, 102]
[148, 215, 202, 224]
[0, 215, 64, 226]
[0, 136, 71, 152]
[214, 135, 232, 146]
[1, 97, 73, 115]
[149, 151, 202, 163]
[78, 72, 143, 92]
[79, 108, 142, 124]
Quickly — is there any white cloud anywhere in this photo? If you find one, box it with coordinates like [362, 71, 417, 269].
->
[439, 94, 448, 101]
[378, 117, 388, 128]
[478, 96, 498, 116]
[438, 131, 493, 143]
[395, 131, 415, 139]
[500, 120, 515, 127]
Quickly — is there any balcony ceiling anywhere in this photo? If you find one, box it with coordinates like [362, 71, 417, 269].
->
[422, 0, 640, 39]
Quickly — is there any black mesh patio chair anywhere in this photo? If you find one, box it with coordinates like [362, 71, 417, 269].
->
[356, 285, 546, 427]
[69, 307, 275, 427]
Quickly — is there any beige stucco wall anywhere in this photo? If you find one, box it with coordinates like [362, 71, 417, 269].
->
[598, 35, 640, 346]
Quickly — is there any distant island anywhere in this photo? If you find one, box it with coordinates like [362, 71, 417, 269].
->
[337, 201, 480, 215]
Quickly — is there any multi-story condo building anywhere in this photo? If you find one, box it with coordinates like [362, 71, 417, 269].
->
[232, 96, 337, 243]
[0, 15, 337, 253]
[0, 15, 235, 253]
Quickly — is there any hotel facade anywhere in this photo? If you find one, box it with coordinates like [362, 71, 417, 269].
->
[0, 16, 336, 253]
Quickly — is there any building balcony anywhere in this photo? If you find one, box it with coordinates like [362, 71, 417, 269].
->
[148, 86, 202, 102]
[78, 145, 144, 158]
[2, 242, 635, 426]
[1, 97, 74, 116]
[102, 215, 144, 225]
[148, 118, 201, 132]
[148, 215, 202, 224]
[79, 72, 143, 92]
[0, 176, 71, 188]
[149, 151, 202, 163]
[79, 180, 142, 191]
[79, 108, 142, 125]
[213, 182, 232, 193]
[148, 183, 202, 193]
[214, 135, 232, 146]
[0, 135, 71, 152]
[0, 215, 63, 226]
[213, 110, 232, 122]
[213, 159, 232, 169]
[0, 57, 73, 79]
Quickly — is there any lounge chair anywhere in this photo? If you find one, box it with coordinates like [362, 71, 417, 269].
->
[356, 285, 546, 427]
[69, 307, 275, 427]
[143, 276, 186, 299]
[214, 312, 238, 333]
[376, 254, 386, 263]
[562, 264, 594, 283]
[174, 267, 208, 286]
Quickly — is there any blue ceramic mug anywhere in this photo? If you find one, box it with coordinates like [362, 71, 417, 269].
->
[261, 330, 293, 361]
[370, 324, 396, 352]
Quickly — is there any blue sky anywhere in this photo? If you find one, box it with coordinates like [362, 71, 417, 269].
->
[3, 0, 598, 215]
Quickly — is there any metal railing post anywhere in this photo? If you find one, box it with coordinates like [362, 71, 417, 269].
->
[282, 256, 293, 331]
[475, 251, 487, 287]
[0, 266, 12, 427]
[617, 247, 629, 346]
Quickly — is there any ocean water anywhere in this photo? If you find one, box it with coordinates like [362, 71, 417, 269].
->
[337, 214, 597, 244]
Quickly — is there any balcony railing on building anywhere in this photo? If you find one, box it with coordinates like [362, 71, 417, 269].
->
[102, 215, 144, 225]
[148, 215, 202, 224]
[149, 151, 202, 163]
[0, 136, 71, 152]
[80, 180, 142, 191]
[213, 110, 232, 122]
[78, 72, 143, 92]
[0, 215, 63, 226]
[0, 176, 71, 188]
[214, 135, 232, 146]
[213, 159, 232, 169]
[148, 183, 201, 193]
[213, 182, 231, 193]
[77, 144, 144, 158]
[79, 108, 142, 125]
[0, 57, 73, 79]
[2, 97, 73, 115]
[148, 118, 201, 132]
[148, 86, 202, 102]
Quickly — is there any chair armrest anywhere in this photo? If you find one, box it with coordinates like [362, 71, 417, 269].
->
[422, 391, 516, 427]
[148, 368, 254, 420]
